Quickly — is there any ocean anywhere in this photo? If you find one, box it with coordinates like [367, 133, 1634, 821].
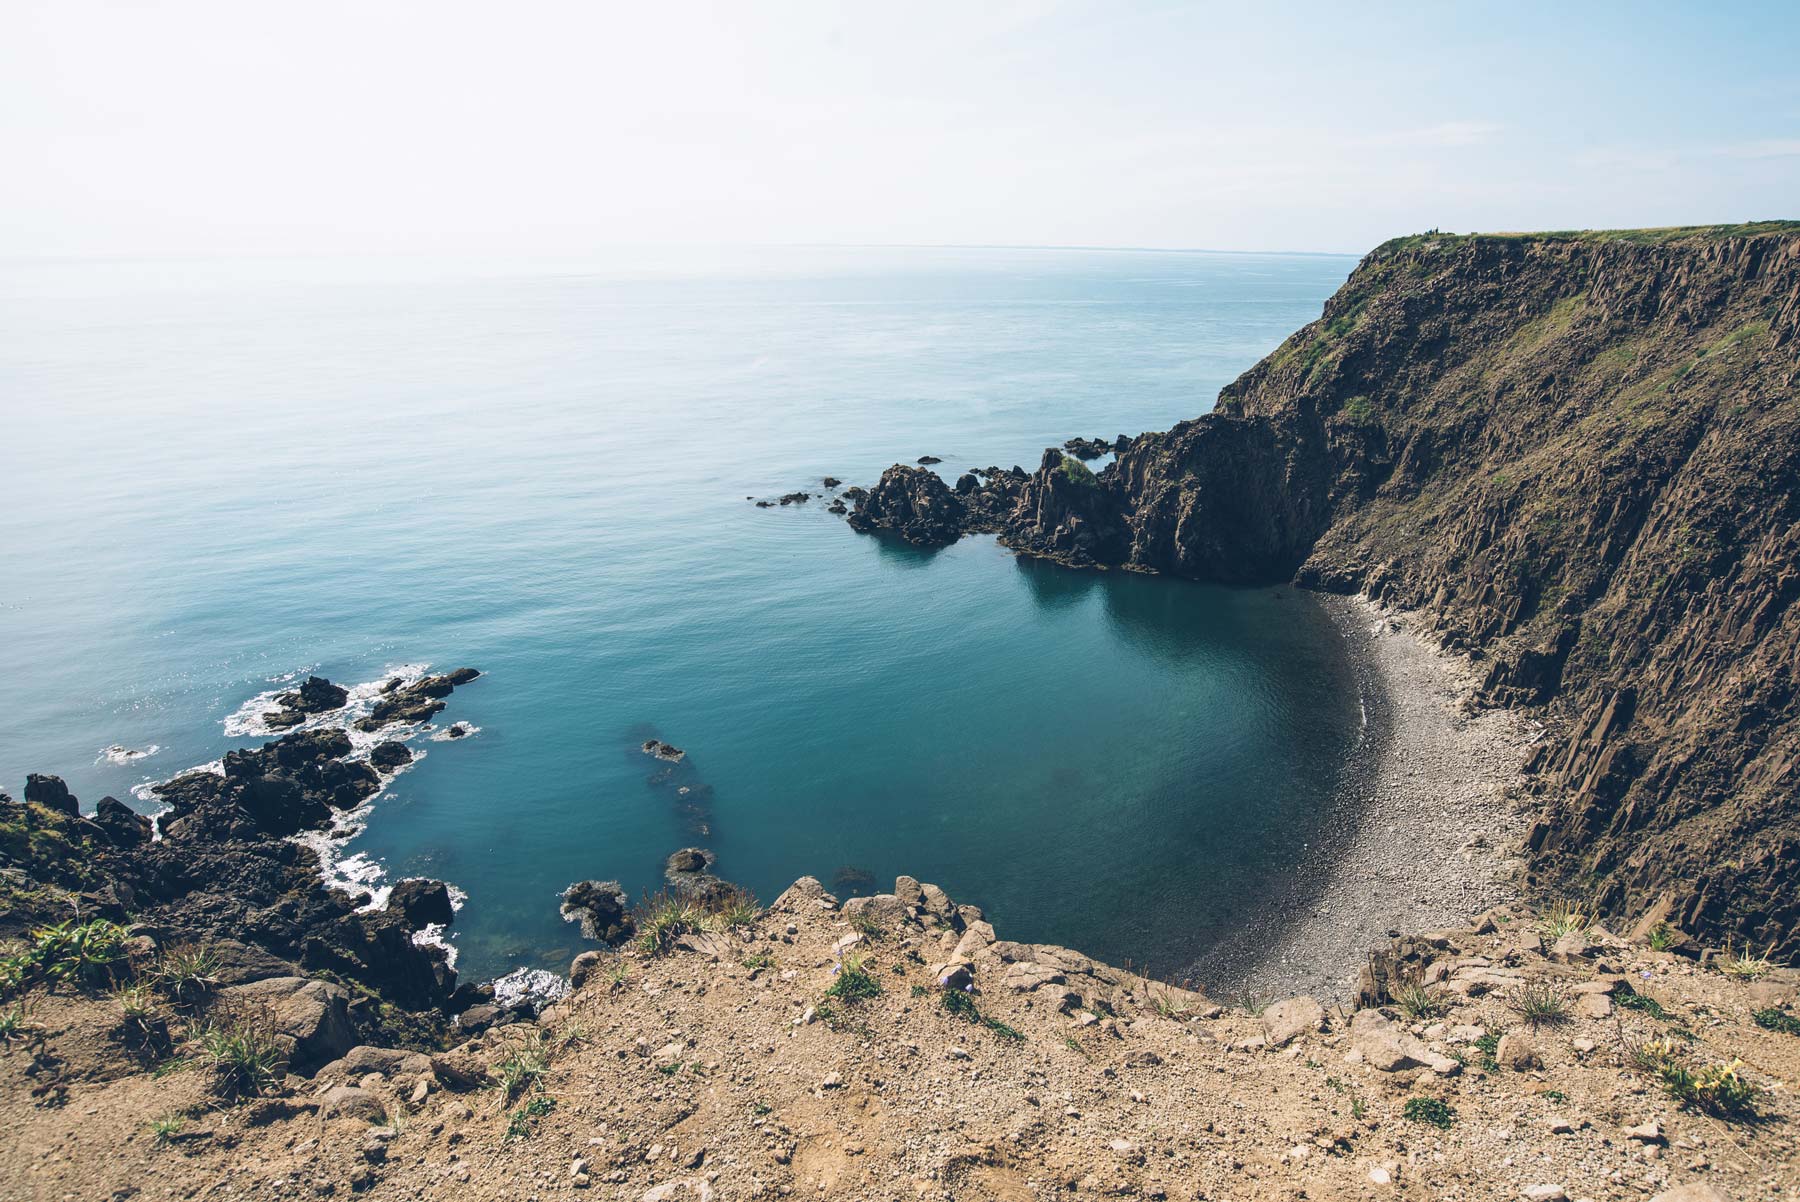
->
[0, 244, 1362, 986]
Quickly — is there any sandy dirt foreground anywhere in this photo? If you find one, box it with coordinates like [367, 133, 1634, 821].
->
[4, 864, 1799, 1202]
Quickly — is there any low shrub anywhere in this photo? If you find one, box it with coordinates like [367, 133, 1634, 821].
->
[1403, 1096, 1456, 1129]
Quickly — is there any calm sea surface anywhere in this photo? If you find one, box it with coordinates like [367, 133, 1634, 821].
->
[0, 245, 1360, 984]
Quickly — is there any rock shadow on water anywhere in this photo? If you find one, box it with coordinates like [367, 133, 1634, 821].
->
[1012, 553, 1104, 611]
[866, 527, 951, 568]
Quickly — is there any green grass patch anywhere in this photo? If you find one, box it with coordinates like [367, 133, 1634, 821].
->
[1753, 1008, 1800, 1036]
[1403, 1096, 1456, 1129]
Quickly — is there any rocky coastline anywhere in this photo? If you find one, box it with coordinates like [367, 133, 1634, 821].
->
[843, 224, 1800, 963]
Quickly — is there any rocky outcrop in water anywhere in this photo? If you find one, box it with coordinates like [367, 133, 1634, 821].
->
[847, 223, 1800, 956]
[2, 670, 487, 1039]
[560, 879, 633, 944]
[354, 667, 479, 732]
[264, 675, 349, 729]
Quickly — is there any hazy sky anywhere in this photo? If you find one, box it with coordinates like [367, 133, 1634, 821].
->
[5, 1, 1798, 258]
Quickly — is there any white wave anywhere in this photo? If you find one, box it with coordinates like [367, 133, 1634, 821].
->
[428, 722, 480, 742]
[222, 661, 432, 740]
[493, 967, 568, 1011]
[99, 743, 161, 766]
[412, 923, 460, 970]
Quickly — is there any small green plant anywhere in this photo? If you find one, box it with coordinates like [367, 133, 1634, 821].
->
[910, 984, 928, 998]
[1402, 1096, 1456, 1130]
[0, 1001, 39, 1045]
[1509, 980, 1570, 1029]
[495, 1034, 550, 1105]
[20, 918, 132, 990]
[1647, 922, 1675, 952]
[147, 1114, 185, 1145]
[1234, 990, 1269, 1017]
[1324, 1076, 1366, 1120]
[1395, 983, 1445, 1020]
[1535, 900, 1589, 941]
[1720, 943, 1775, 980]
[1472, 1030, 1503, 1073]
[1657, 1058, 1758, 1120]
[1617, 991, 1668, 1020]
[505, 1095, 556, 1140]
[1063, 1035, 1089, 1059]
[940, 987, 980, 1021]
[824, 952, 882, 1003]
[195, 1013, 282, 1099]
[1752, 1008, 1800, 1036]
[847, 911, 887, 941]
[982, 1016, 1025, 1042]
[750, 1100, 772, 1118]
[1339, 395, 1375, 423]
[152, 944, 221, 1007]
[741, 951, 774, 971]
[604, 959, 630, 990]
[656, 1060, 682, 1077]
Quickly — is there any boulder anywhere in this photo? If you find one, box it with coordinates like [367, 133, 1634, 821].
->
[1494, 1032, 1540, 1071]
[846, 465, 968, 546]
[894, 875, 924, 908]
[386, 878, 455, 928]
[320, 1085, 388, 1124]
[369, 741, 413, 772]
[570, 950, 607, 988]
[841, 893, 909, 930]
[216, 976, 354, 1070]
[1261, 996, 1327, 1048]
[279, 676, 349, 714]
[1349, 1009, 1460, 1075]
[23, 773, 78, 817]
[92, 795, 152, 847]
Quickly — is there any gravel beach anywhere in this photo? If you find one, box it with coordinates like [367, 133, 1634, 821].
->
[1192, 593, 1542, 1004]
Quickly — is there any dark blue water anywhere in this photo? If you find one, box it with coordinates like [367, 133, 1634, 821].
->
[0, 245, 1360, 984]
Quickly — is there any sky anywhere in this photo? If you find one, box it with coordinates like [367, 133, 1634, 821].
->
[3, 0, 1798, 258]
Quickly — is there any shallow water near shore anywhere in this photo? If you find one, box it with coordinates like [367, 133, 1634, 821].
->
[1, 245, 1361, 984]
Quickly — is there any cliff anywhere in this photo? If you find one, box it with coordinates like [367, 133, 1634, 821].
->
[852, 223, 1800, 958]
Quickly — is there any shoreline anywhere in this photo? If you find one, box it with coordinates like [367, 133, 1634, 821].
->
[1189, 591, 1543, 1003]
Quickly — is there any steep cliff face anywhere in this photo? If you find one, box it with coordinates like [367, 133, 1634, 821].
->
[852, 222, 1800, 955]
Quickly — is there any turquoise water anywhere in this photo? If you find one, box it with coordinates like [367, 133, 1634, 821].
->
[0, 245, 1360, 985]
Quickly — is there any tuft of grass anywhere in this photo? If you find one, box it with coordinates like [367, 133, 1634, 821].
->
[152, 944, 221, 1008]
[1647, 922, 1675, 952]
[495, 1034, 550, 1105]
[1509, 980, 1570, 1030]
[1235, 990, 1269, 1017]
[910, 984, 929, 998]
[1403, 1096, 1456, 1130]
[703, 886, 761, 933]
[0, 1001, 40, 1045]
[604, 959, 630, 990]
[941, 987, 980, 1021]
[147, 1114, 185, 1146]
[5, 918, 133, 994]
[195, 1013, 282, 1100]
[1395, 983, 1446, 1020]
[504, 1095, 555, 1140]
[1055, 454, 1097, 488]
[741, 951, 774, 971]
[1719, 943, 1776, 980]
[633, 886, 763, 955]
[824, 952, 882, 1003]
[111, 983, 170, 1055]
[1752, 1008, 1800, 1036]
[1534, 900, 1589, 942]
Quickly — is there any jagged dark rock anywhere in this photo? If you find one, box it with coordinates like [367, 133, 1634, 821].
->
[1061, 436, 1113, 460]
[354, 668, 479, 733]
[24, 773, 78, 817]
[264, 676, 349, 730]
[845, 464, 969, 546]
[386, 878, 454, 928]
[92, 796, 151, 847]
[369, 741, 412, 772]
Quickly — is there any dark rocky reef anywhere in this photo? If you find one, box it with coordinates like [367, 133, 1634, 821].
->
[2, 669, 487, 1048]
[354, 668, 480, 733]
[847, 223, 1800, 957]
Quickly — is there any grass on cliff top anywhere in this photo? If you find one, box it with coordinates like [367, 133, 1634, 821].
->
[1055, 454, 1097, 487]
[1376, 221, 1800, 255]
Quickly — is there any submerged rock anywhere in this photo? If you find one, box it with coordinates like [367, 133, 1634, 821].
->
[642, 739, 685, 763]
